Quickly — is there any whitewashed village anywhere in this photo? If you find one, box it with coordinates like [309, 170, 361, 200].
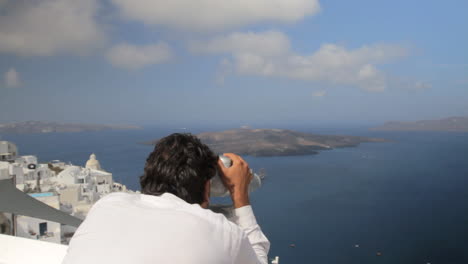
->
[0, 141, 132, 245]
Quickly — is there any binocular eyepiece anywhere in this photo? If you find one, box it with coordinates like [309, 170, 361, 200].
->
[210, 155, 262, 197]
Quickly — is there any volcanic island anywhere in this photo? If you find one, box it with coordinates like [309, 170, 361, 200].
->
[148, 128, 387, 157]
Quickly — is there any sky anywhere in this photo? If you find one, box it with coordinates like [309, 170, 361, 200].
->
[0, 0, 467, 128]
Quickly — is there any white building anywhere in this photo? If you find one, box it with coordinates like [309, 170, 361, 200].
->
[0, 141, 131, 245]
[0, 162, 10, 180]
[16, 193, 61, 244]
[0, 212, 12, 236]
[0, 161, 13, 237]
[54, 154, 116, 215]
[49, 160, 66, 170]
[0, 141, 18, 162]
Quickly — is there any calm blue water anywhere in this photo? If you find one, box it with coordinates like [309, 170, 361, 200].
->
[2, 128, 468, 264]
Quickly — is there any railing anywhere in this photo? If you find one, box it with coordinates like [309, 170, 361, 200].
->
[0, 234, 67, 264]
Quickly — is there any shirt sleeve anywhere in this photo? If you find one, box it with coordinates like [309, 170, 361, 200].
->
[231, 205, 270, 264]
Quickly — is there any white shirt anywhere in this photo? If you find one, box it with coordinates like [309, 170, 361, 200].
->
[62, 192, 270, 264]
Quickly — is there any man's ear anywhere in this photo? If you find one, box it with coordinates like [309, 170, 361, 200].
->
[201, 180, 210, 209]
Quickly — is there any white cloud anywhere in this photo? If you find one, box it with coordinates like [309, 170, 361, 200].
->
[312, 90, 326, 97]
[413, 81, 432, 90]
[190, 31, 290, 56]
[110, 0, 320, 31]
[0, 0, 105, 56]
[106, 42, 173, 70]
[390, 77, 432, 91]
[4, 68, 21, 88]
[191, 31, 409, 91]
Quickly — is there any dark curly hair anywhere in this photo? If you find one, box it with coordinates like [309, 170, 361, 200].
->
[140, 133, 218, 204]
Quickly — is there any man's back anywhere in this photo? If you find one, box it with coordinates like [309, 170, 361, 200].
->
[62, 192, 268, 264]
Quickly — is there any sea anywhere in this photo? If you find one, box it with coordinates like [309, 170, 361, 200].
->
[2, 127, 468, 264]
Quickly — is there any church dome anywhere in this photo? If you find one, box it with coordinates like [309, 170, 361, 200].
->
[85, 153, 102, 171]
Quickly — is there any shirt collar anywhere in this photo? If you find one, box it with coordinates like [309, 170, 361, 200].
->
[140, 192, 188, 206]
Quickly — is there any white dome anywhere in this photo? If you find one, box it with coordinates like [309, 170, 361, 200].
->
[57, 166, 81, 178]
[85, 153, 101, 171]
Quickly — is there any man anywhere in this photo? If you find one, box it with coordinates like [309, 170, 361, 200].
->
[62, 133, 270, 264]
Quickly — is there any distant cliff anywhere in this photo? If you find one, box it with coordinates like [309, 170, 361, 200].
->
[148, 128, 387, 157]
[371, 116, 468, 132]
[0, 121, 142, 134]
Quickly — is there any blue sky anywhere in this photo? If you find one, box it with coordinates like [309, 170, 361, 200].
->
[1, 0, 467, 128]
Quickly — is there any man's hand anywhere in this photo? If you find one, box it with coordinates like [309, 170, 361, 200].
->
[217, 153, 253, 209]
